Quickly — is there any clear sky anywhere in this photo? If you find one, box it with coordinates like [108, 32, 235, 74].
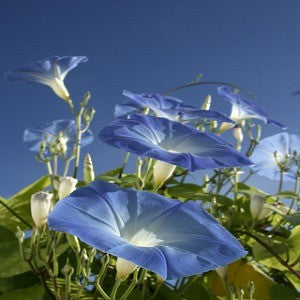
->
[1, 0, 300, 197]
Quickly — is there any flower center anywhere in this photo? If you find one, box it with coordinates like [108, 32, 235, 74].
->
[129, 228, 162, 247]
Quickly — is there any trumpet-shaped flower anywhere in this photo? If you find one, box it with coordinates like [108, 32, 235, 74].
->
[99, 114, 253, 171]
[115, 90, 234, 124]
[48, 180, 247, 280]
[24, 119, 93, 155]
[251, 132, 300, 182]
[217, 86, 286, 130]
[6, 56, 88, 101]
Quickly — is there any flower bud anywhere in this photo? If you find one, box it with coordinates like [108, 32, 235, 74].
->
[116, 257, 138, 281]
[83, 153, 95, 183]
[30, 191, 52, 228]
[153, 161, 176, 188]
[61, 262, 74, 276]
[216, 265, 228, 279]
[58, 176, 78, 199]
[15, 227, 25, 243]
[233, 126, 244, 144]
[201, 94, 212, 110]
[250, 195, 265, 220]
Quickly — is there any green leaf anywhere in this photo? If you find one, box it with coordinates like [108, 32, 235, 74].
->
[98, 167, 122, 177]
[165, 183, 232, 205]
[0, 235, 69, 277]
[10, 176, 50, 200]
[284, 272, 300, 290]
[269, 284, 300, 300]
[253, 226, 300, 271]
[274, 191, 300, 199]
[282, 213, 300, 226]
[237, 183, 267, 196]
[95, 175, 121, 184]
[0, 271, 40, 293]
[0, 240, 30, 277]
[0, 176, 50, 231]
[0, 284, 44, 300]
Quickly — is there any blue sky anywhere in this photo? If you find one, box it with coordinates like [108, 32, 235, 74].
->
[1, 0, 300, 197]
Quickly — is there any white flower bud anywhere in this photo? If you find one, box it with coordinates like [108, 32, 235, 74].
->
[116, 258, 138, 281]
[30, 191, 52, 228]
[83, 153, 95, 183]
[216, 265, 228, 279]
[201, 94, 212, 110]
[153, 161, 176, 188]
[233, 126, 244, 144]
[58, 176, 78, 199]
[250, 195, 265, 220]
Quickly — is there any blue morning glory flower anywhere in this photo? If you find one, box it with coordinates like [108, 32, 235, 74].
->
[6, 56, 88, 101]
[115, 90, 234, 124]
[251, 132, 300, 182]
[99, 114, 253, 171]
[48, 180, 247, 280]
[24, 119, 93, 155]
[217, 86, 286, 130]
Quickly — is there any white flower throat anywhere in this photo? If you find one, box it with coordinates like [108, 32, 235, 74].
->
[116, 229, 162, 280]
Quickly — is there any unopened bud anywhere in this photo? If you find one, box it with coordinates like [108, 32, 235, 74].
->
[80, 91, 91, 107]
[62, 263, 74, 276]
[250, 195, 265, 220]
[31, 191, 52, 228]
[233, 126, 244, 144]
[58, 176, 78, 199]
[116, 258, 138, 281]
[83, 107, 95, 124]
[201, 95, 212, 110]
[202, 174, 210, 192]
[16, 227, 25, 243]
[81, 248, 89, 266]
[83, 153, 95, 183]
[89, 247, 97, 258]
[250, 195, 264, 220]
[66, 234, 81, 253]
[153, 161, 176, 188]
[216, 265, 228, 279]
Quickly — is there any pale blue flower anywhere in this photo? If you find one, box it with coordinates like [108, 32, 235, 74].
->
[24, 119, 93, 155]
[99, 114, 253, 171]
[251, 132, 300, 182]
[48, 180, 247, 280]
[6, 56, 88, 101]
[218, 86, 286, 131]
[115, 90, 234, 124]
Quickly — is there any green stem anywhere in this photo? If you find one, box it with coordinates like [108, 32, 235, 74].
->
[235, 231, 300, 279]
[95, 283, 110, 300]
[53, 155, 58, 175]
[110, 279, 122, 300]
[120, 269, 139, 300]
[278, 170, 283, 194]
[163, 81, 255, 99]
[119, 152, 130, 178]
[73, 108, 84, 178]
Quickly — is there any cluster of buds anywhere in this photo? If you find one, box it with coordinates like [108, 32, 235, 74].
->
[273, 151, 292, 173]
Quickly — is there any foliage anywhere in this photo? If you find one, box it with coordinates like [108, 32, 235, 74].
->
[1, 59, 299, 299]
